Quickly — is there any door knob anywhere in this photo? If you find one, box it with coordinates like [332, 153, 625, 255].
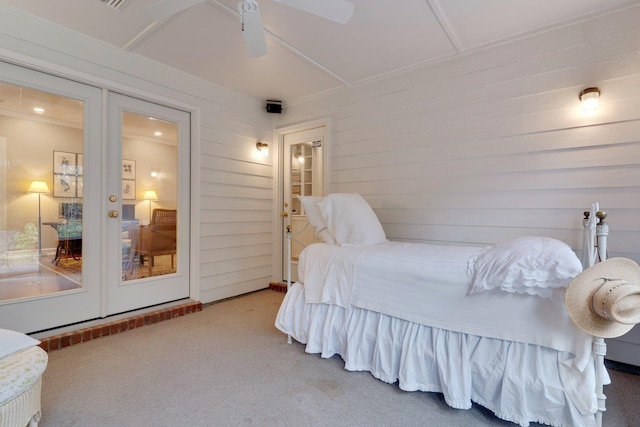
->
[108, 210, 119, 218]
[281, 211, 288, 217]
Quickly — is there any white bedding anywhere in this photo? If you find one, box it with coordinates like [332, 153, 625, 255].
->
[276, 283, 600, 427]
[277, 240, 604, 427]
[299, 241, 593, 368]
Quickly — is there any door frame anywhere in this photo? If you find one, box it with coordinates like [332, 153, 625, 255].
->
[0, 50, 202, 328]
[273, 118, 331, 284]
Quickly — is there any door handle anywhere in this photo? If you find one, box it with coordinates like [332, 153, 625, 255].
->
[108, 210, 119, 218]
[281, 211, 288, 217]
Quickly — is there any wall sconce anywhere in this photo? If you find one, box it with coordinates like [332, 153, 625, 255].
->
[580, 87, 600, 112]
[256, 142, 269, 157]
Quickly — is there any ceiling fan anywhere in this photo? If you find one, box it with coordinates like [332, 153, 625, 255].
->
[142, 0, 355, 58]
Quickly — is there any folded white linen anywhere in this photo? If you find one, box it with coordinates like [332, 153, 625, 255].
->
[298, 243, 363, 307]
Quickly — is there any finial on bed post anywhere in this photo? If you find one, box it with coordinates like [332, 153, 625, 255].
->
[583, 210, 594, 269]
[596, 211, 608, 263]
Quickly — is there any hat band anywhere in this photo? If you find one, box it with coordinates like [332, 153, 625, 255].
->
[592, 278, 640, 325]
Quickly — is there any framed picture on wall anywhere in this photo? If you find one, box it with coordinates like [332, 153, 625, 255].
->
[122, 179, 136, 200]
[122, 159, 136, 180]
[53, 150, 76, 175]
[53, 173, 76, 198]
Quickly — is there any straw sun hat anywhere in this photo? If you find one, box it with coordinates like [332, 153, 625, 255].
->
[566, 258, 640, 338]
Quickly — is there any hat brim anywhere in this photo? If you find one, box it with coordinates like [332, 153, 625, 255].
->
[566, 258, 640, 338]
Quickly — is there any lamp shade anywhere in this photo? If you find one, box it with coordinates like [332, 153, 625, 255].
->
[28, 181, 50, 193]
[143, 190, 158, 201]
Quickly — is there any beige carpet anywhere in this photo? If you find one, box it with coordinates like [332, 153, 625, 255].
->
[40, 289, 640, 427]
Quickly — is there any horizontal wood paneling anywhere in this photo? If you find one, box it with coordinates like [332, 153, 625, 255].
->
[280, 7, 640, 269]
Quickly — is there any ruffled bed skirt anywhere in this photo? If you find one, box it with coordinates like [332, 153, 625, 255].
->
[276, 283, 599, 427]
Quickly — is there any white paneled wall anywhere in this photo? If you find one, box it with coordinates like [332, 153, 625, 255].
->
[280, 7, 640, 265]
[0, 6, 275, 304]
[279, 8, 640, 365]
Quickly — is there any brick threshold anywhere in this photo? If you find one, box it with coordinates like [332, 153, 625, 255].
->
[269, 282, 288, 293]
[38, 300, 202, 353]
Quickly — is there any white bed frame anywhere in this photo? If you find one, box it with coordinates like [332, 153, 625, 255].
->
[284, 204, 611, 426]
[582, 204, 609, 427]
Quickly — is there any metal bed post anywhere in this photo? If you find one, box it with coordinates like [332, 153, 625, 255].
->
[286, 225, 293, 344]
[594, 210, 608, 427]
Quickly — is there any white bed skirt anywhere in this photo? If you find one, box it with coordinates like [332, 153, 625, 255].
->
[276, 283, 599, 427]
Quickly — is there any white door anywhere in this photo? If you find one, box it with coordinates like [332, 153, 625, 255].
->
[0, 61, 102, 333]
[281, 127, 326, 283]
[105, 93, 190, 315]
[0, 62, 191, 333]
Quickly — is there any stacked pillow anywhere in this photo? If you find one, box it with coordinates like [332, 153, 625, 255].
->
[298, 193, 387, 246]
[468, 236, 583, 298]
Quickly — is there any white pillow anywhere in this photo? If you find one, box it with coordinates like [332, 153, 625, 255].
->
[297, 196, 336, 244]
[468, 236, 583, 298]
[317, 193, 387, 246]
[0, 328, 41, 358]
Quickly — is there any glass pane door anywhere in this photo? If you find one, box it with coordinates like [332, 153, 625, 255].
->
[0, 61, 102, 333]
[281, 127, 325, 282]
[105, 92, 190, 316]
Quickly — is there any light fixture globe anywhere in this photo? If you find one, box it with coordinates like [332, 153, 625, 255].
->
[579, 87, 600, 111]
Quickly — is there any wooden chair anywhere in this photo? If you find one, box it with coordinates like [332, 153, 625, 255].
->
[135, 209, 177, 276]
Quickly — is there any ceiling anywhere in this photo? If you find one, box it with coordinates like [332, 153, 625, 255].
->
[1, 0, 639, 104]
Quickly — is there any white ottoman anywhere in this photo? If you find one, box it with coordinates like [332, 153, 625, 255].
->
[0, 331, 48, 427]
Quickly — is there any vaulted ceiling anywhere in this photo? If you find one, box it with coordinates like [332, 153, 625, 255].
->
[2, 0, 639, 104]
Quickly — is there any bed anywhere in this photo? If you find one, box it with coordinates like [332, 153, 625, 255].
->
[275, 194, 607, 427]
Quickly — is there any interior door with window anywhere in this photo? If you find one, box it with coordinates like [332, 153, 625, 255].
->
[282, 127, 325, 283]
[105, 92, 190, 315]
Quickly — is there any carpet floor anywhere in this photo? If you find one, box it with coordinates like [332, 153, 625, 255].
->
[40, 289, 640, 427]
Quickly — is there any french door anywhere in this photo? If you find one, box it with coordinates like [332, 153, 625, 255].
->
[0, 62, 190, 333]
[106, 92, 190, 315]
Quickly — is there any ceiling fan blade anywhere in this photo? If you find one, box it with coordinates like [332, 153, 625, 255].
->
[274, 0, 354, 24]
[239, 1, 268, 58]
[142, 0, 207, 22]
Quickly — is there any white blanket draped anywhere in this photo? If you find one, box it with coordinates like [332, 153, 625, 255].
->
[299, 241, 593, 368]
